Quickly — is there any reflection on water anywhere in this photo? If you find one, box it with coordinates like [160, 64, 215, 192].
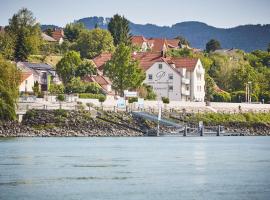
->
[0, 137, 270, 200]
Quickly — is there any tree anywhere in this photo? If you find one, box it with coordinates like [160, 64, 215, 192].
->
[0, 32, 14, 60]
[75, 60, 97, 78]
[104, 44, 145, 96]
[267, 43, 270, 53]
[32, 81, 40, 96]
[206, 39, 221, 53]
[75, 28, 114, 59]
[44, 28, 53, 37]
[56, 51, 82, 85]
[49, 83, 65, 94]
[108, 14, 131, 46]
[205, 74, 216, 101]
[0, 56, 21, 120]
[65, 77, 86, 94]
[175, 35, 190, 46]
[7, 8, 42, 61]
[64, 22, 85, 42]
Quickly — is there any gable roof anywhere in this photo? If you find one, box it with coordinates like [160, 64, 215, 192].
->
[131, 36, 148, 46]
[132, 52, 165, 70]
[19, 62, 53, 71]
[92, 53, 112, 70]
[83, 75, 111, 92]
[20, 72, 33, 84]
[171, 58, 199, 71]
[52, 29, 64, 41]
[41, 33, 57, 42]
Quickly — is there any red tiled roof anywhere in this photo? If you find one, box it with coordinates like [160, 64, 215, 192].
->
[20, 72, 32, 84]
[166, 39, 180, 48]
[52, 29, 64, 41]
[132, 52, 164, 70]
[171, 58, 198, 71]
[148, 38, 168, 52]
[131, 36, 147, 46]
[92, 53, 112, 70]
[83, 75, 111, 91]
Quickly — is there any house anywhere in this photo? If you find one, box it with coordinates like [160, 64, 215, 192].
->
[19, 71, 35, 93]
[83, 75, 112, 94]
[133, 52, 205, 101]
[92, 51, 205, 101]
[41, 33, 57, 43]
[17, 62, 61, 91]
[131, 36, 149, 52]
[51, 28, 64, 44]
[92, 53, 112, 73]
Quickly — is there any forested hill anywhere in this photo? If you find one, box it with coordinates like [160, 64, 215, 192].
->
[74, 17, 270, 52]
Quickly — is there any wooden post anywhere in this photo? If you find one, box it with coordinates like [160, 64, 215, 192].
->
[183, 125, 187, 137]
[217, 125, 221, 136]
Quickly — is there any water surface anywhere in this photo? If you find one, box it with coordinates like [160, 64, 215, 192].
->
[0, 137, 270, 200]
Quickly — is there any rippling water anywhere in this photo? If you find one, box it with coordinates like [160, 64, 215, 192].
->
[0, 137, 270, 200]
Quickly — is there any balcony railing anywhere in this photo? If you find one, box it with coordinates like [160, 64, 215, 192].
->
[181, 78, 190, 85]
[182, 90, 190, 96]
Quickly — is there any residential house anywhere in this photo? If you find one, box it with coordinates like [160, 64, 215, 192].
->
[51, 28, 64, 44]
[19, 71, 35, 93]
[41, 32, 57, 43]
[92, 51, 205, 101]
[17, 62, 61, 92]
[83, 75, 112, 94]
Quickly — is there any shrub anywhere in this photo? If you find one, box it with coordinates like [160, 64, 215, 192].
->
[85, 82, 102, 94]
[259, 91, 270, 103]
[128, 97, 138, 103]
[231, 90, 258, 103]
[49, 83, 65, 94]
[57, 94, 65, 102]
[98, 95, 106, 103]
[213, 91, 231, 102]
[79, 93, 106, 99]
[162, 97, 170, 104]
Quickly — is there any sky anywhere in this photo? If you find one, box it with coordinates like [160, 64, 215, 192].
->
[0, 0, 269, 28]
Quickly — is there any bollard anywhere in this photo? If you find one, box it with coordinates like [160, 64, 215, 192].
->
[217, 125, 221, 136]
[200, 126, 204, 136]
[183, 125, 187, 137]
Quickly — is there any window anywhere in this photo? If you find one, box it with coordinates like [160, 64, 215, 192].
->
[197, 86, 202, 91]
[198, 74, 201, 81]
[148, 74, 153, 80]
[186, 86, 189, 91]
[25, 80, 28, 85]
[168, 74, 173, 80]
[169, 85, 173, 91]
[158, 64, 162, 69]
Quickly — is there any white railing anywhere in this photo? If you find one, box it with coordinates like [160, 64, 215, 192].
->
[181, 78, 190, 85]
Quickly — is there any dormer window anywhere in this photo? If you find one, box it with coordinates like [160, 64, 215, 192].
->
[158, 64, 162, 69]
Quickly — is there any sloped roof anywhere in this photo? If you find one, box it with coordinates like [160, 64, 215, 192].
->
[132, 52, 164, 70]
[83, 75, 111, 91]
[41, 33, 57, 42]
[52, 29, 64, 41]
[171, 58, 199, 71]
[166, 39, 180, 48]
[92, 53, 112, 70]
[131, 36, 147, 46]
[20, 72, 33, 84]
[19, 62, 53, 70]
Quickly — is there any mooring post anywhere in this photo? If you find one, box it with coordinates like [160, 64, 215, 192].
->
[200, 126, 204, 136]
[183, 125, 187, 137]
[217, 125, 221, 136]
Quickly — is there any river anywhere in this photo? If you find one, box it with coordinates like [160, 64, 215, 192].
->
[0, 137, 270, 200]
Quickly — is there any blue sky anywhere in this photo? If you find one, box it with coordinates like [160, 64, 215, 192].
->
[0, 0, 269, 28]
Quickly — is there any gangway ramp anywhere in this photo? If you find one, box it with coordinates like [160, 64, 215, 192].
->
[132, 111, 184, 129]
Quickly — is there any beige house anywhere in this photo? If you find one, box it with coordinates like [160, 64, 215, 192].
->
[19, 72, 35, 93]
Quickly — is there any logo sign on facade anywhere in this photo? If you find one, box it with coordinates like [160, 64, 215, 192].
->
[117, 98, 126, 108]
[124, 90, 137, 97]
[155, 71, 166, 81]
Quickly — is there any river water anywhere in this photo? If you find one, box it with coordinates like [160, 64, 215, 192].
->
[0, 137, 270, 200]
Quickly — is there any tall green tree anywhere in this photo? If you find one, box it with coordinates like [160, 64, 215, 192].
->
[108, 14, 131, 46]
[75, 28, 114, 58]
[56, 51, 82, 85]
[104, 44, 145, 96]
[64, 22, 86, 42]
[0, 56, 21, 120]
[206, 39, 221, 53]
[0, 32, 14, 60]
[267, 43, 270, 53]
[7, 8, 42, 61]
[75, 60, 97, 78]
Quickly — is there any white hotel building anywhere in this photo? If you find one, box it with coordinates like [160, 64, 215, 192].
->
[92, 51, 205, 102]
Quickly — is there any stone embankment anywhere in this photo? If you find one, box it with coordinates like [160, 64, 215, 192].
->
[0, 109, 270, 137]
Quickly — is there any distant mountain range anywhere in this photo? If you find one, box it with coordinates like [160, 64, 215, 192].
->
[41, 17, 270, 52]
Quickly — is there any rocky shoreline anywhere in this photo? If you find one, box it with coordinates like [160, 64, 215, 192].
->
[0, 109, 269, 137]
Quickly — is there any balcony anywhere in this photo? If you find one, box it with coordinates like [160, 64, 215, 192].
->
[181, 78, 190, 85]
[182, 90, 190, 96]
